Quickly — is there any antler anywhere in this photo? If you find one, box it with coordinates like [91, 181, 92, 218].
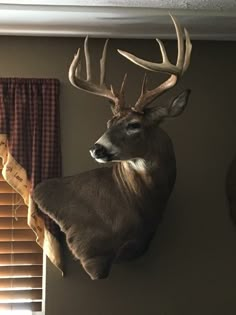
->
[117, 15, 192, 113]
[68, 37, 127, 114]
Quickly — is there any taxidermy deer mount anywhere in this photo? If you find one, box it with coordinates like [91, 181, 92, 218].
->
[33, 15, 192, 280]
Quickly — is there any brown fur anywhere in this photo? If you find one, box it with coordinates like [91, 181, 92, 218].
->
[32, 91, 190, 280]
[33, 127, 176, 280]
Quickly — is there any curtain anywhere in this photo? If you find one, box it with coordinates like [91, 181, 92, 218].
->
[0, 78, 63, 272]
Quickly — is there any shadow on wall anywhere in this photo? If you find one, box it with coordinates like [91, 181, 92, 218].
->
[226, 155, 236, 224]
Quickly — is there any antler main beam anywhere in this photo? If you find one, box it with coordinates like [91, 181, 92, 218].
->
[117, 14, 192, 113]
[68, 37, 127, 114]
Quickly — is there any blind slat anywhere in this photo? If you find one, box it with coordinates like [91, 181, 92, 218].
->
[0, 277, 42, 289]
[0, 289, 42, 300]
[0, 194, 25, 206]
[0, 253, 43, 265]
[0, 301, 42, 311]
[0, 205, 27, 218]
[0, 265, 42, 278]
[0, 218, 28, 229]
[0, 242, 42, 254]
[0, 182, 16, 193]
[0, 229, 36, 241]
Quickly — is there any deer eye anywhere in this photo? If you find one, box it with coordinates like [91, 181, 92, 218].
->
[127, 122, 141, 129]
[126, 122, 141, 133]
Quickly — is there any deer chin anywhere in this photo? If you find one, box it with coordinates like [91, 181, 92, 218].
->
[94, 154, 116, 164]
[90, 147, 119, 164]
[95, 157, 110, 164]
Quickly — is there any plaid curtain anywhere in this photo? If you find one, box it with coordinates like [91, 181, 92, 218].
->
[0, 78, 63, 271]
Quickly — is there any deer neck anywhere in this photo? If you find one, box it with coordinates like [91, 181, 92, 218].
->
[113, 128, 175, 197]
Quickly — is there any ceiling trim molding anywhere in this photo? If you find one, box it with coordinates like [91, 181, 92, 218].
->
[1, 0, 236, 10]
[0, 4, 235, 40]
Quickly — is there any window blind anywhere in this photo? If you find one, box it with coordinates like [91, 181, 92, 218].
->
[0, 165, 43, 312]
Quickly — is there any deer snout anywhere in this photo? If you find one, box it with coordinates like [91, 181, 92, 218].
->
[90, 143, 111, 162]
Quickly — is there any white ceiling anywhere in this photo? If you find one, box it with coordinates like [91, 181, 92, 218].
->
[0, 1, 235, 40]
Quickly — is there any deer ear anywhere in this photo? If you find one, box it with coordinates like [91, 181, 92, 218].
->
[167, 89, 191, 117]
[145, 89, 191, 122]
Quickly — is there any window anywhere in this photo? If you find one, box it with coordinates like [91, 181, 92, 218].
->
[0, 162, 43, 313]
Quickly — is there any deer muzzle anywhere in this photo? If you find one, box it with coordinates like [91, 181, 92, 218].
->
[90, 143, 114, 163]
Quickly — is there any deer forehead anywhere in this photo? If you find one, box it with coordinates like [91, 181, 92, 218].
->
[107, 111, 143, 128]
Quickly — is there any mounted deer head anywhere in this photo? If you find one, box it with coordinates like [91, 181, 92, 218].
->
[68, 15, 191, 165]
[33, 15, 192, 280]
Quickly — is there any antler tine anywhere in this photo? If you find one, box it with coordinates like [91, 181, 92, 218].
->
[120, 73, 127, 95]
[100, 39, 109, 85]
[183, 28, 192, 73]
[117, 14, 192, 113]
[68, 37, 126, 113]
[84, 36, 92, 81]
[110, 73, 128, 114]
[68, 47, 81, 88]
[131, 73, 148, 114]
[170, 14, 184, 70]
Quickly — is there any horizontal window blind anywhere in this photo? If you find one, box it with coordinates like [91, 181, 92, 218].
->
[0, 164, 43, 312]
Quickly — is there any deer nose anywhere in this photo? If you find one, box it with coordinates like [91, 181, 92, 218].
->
[90, 143, 109, 159]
